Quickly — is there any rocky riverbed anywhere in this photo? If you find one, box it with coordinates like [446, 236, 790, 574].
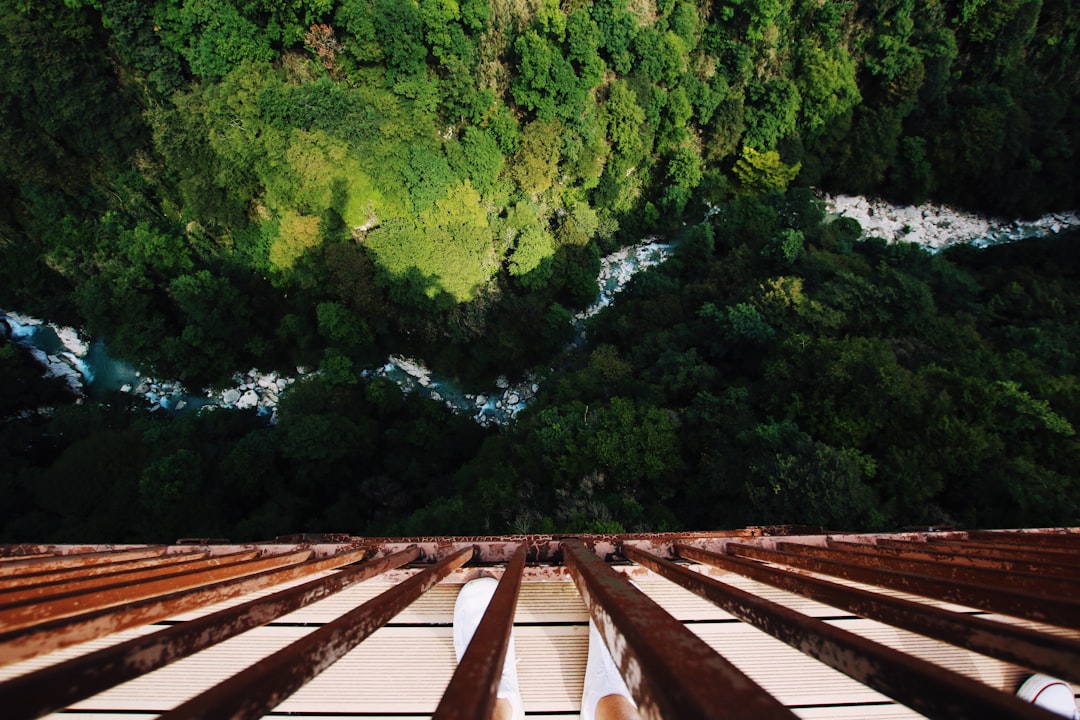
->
[3, 312, 90, 395]
[7, 194, 1077, 427]
[825, 194, 1080, 249]
[368, 356, 540, 427]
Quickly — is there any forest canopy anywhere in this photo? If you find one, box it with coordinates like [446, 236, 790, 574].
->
[0, 0, 1078, 540]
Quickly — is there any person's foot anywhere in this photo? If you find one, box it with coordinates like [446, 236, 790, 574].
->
[1017, 674, 1079, 719]
[453, 577, 524, 720]
[581, 618, 636, 720]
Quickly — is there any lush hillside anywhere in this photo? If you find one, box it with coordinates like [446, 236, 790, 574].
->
[1, 0, 1078, 540]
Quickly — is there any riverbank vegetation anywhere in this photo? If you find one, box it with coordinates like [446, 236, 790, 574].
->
[1, 0, 1078, 540]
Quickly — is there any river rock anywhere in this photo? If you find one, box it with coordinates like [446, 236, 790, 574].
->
[120, 384, 132, 393]
[258, 374, 275, 388]
[236, 390, 259, 409]
[507, 393, 520, 405]
[49, 324, 90, 357]
[222, 389, 241, 405]
[495, 376, 509, 389]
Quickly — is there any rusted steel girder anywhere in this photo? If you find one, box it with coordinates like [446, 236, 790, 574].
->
[876, 537, 1080, 565]
[562, 539, 797, 720]
[0, 550, 254, 607]
[772, 541, 1080, 597]
[675, 543, 1080, 685]
[726, 542, 1080, 629]
[0, 547, 168, 579]
[625, 544, 1061, 720]
[159, 545, 475, 720]
[346, 529, 811, 564]
[966, 530, 1080, 549]
[0, 549, 301, 634]
[0, 548, 335, 666]
[827, 539, 1080, 579]
[0, 545, 415, 720]
[0, 550, 211, 591]
[0, 555, 52, 564]
[927, 537, 1080, 558]
[433, 544, 526, 720]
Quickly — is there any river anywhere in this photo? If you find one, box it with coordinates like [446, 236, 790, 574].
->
[4, 194, 1076, 426]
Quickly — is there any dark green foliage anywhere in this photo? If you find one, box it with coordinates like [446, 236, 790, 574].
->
[2, 0, 1080, 540]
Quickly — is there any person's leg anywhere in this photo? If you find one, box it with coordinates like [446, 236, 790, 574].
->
[492, 697, 513, 720]
[594, 694, 639, 720]
[453, 578, 525, 720]
[581, 620, 639, 720]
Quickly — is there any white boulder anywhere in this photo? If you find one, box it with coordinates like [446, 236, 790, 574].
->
[236, 390, 259, 409]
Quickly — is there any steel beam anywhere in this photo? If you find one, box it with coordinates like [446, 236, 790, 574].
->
[876, 538, 1080, 565]
[433, 544, 526, 720]
[675, 543, 1080, 684]
[159, 545, 475, 720]
[772, 541, 1080, 596]
[0, 546, 417, 720]
[0, 549, 303, 634]
[625, 544, 1060, 720]
[0, 548, 350, 666]
[926, 537, 1079, 558]
[828, 539, 1080, 579]
[0, 551, 210, 591]
[0, 550, 253, 607]
[562, 538, 797, 720]
[0, 547, 168, 578]
[726, 542, 1080, 629]
[966, 531, 1080, 549]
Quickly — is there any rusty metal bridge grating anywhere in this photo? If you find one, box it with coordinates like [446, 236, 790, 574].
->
[0, 528, 1078, 719]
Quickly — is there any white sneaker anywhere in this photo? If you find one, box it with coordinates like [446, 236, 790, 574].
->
[580, 618, 635, 720]
[1017, 674, 1079, 719]
[453, 578, 525, 720]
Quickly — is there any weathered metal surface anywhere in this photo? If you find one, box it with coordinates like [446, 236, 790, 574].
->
[346, 529, 813, 564]
[926, 537, 1080, 558]
[0, 551, 211, 591]
[726, 542, 1080, 629]
[828, 539, 1080, 578]
[0, 550, 252, 607]
[675, 543, 1080, 684]
[0, 546, 418, 720]
[0, 549, 296, 634]
[0, 547, 168, 578]
[433, 544, 526, 720]
[772, 541, 1080, 596]
[625, 544, 1061, 720]
[158, 545, 475, 720]
[562, 538, 797, 720]
[0, 549, 328, 666]
[966, 530, 1080, 548]
[876, 537, 1080, 564]
[0, 554, 53, 563]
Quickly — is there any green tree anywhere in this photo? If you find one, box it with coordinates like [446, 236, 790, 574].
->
[732, 146, 801, 195]
[762, 228, 804, 267]
[510, 120, 563, 196]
